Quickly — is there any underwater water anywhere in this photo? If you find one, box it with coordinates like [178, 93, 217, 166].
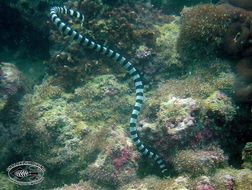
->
[0, 0, 252, 189]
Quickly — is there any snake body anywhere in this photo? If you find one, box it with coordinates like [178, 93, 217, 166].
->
[50, 6, 167, 173]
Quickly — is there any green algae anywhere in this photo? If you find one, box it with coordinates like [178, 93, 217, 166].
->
[0, 173, 14, 190]
[173, 147, 227, 177]
[202, 91, 236, 122]
[242, 142, 252, 169]
[154, 19, 182, 72]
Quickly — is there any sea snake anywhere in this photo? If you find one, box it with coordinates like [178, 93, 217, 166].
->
[50, 6, 168, 174]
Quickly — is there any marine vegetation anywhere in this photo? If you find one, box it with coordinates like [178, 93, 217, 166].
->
[0, 0, 252, 190]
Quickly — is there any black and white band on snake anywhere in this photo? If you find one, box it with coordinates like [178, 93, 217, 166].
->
[50, 6, 168, 174]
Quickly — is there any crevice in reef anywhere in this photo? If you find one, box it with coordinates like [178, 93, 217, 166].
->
[0, 2, 50, 59]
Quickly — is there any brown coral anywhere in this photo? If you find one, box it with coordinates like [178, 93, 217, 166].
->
[178, 4, 252, 61]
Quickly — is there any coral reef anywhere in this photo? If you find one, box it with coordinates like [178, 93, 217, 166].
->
[12, 74, 138, 188]
[177, 4, 252, 61]
[157, 97, 198, 136]
[119, 176, 191, 190]
[154, 18, 183, 75]
[0, 62, 24, 99]
[51, 181, 101, 190]
[213, 168, 252, 190]
[242, 142, 252, 169]
[223, 21, 252, 57]
[177, 3, 252, 102]
[49, 168, 252, 190]
[47, 0, 174, 86]
[83, 126, 139, 188]
[136, 60, 237, 165]
[202, 91, 236, 122]
[194, 176, 215, 190]
[234, 58, 252, 102]
[173, 147, 227, 177]
[0, 173, 14, 190]
[0, 63, 27, 174]
[1, 0, 252, 189]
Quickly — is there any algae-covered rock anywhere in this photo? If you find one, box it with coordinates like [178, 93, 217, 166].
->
[157, 97, 198, 136]
[213, 168, 252, 190]
[83, 126, 140, 188]
[154, 18, 182, 74]
[173, 147, 227, 177]
[138, 97, 200, 162]
[72, 74, 133, 124]
[242, 142, 252, 169]
[146, 59, 235, 101]
[0, 173, 14, 190]
[50, 180, 103, 190]
[202, 91, 236, 122]
[193, 176, 215, 190]
[0, 62, 25, 100]
[119, 176, 191, 190]
[16, 74, 135, 187]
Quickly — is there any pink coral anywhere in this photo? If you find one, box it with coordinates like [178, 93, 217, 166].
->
[223, 175, 235, 190]
[112, 148, 130, 170]
[195, 184, 215, 190]
[195, 177, 215, 190]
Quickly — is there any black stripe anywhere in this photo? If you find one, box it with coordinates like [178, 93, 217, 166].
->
[151, 153, 156, 159]
[156, 158, 162, 162]
[104, 48, 110, 55]
[131, 114, 137, 119]
[110, 51, 116, 58]
[121, 60, 128, 67]
[73, 32, 79, 40]
[145, 150, 150, 157]
[67, 9, 71, 15]
[73, 11, 78, 17]
[80, 37, 85, 45]
[132, 136, 139, 141]
[136, 92, 143, 97]
[139, 147, 146, 153]
[134, 106, 141, 111]
[130, 70, 138, 77]
[62, 25, 67, 33]
[56, 21, 61, 27]
[136, 143, 142, 148]
[93, 44, 98, 50]
[68, 29, 73, 36]
[134, 77, 141, 83]
[127, 65, 133, 71]
[85, 40, 91, 47]
[130, 123, 136, 127]
[130, 131, 137, 135]
[52, 16, 57, 22]
[136, 99, 143, 104]
[62, 8, 66, 14]
[98, 45, 103, 52]
[115, 55, 122, 62]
